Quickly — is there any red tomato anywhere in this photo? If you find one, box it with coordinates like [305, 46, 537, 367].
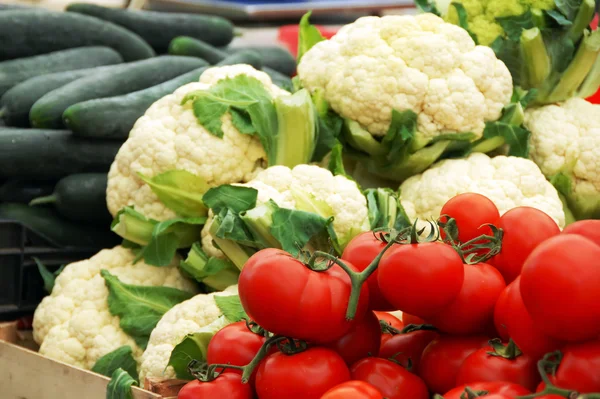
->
[255, 348, 350, 399]
[439, 193, 500, 245]
[351, 357, 429, 399]
[490, 207, 560, 284]
[327, 311, 381, 366]
[342, 232, 395, 310]
[378, 242, 464, 319]
[378, 328, 438, 373]
[493, 276, 563, 359]
[544, 341, 600, 393]
[520, 235, 600, 342]
[207, 321, 265, 378]
[442, 381, 531, 399]
[493, 288, 511, 342]
[418, 335, 489, 394]
[177, 374, 253, 399]
[374, 311, 404, 330]
[402, 313, 426, 325]
[320, 381, 383, 399]
[428, 263, 506, 335]
[562, 220, 600, 247]
[456, 340, 540, 391]
[239, 249, 369, 343]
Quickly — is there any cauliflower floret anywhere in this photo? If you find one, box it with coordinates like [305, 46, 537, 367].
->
[297, 14, 513, 140]
[399, 152, 566, 230]
[202, 164, 370, 258]
[107, 64, 289, 221]
[32, 246, 197, 370]
[139, 285, 238, 381]
[524, 98, 600, 220]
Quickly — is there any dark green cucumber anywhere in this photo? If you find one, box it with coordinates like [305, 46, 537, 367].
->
[169, 36, 229, 64]
[30, 173, 111, 225]
[63, 52, 261, 140]
[262, 67, 294, 92]
[0, 179, 56, 204]
[0, 47, 123, 97]
[66, 3, 234, 53]
[0, 63, 131, 128]
[0, 10, 154, 61]
[224, 46, 297, 76]
[0, 129, 121, 180]
[30, 56, 208, 129]
[0, 203, 119, 248]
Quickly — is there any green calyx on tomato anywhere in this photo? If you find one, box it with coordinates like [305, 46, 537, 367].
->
[438, 216, 504, 264]
[486, 339, 523, 360]
[379, 320, 438, 336]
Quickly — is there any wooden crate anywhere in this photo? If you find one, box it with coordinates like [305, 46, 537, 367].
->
[0, 322, 184, 399]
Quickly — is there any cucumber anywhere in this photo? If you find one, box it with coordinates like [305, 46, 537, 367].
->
[30, 173, 111, 225]
[0, 63, 130, 128]
[262, 67, 294, 92]
[63, 52, 261, 140]
[0, 129, 121, 180]
[0, 180, 56, 204]
[224, 46, 296, 77]
[0, 47, 123, 97]
[66, 3, 234, 53]
[30, 56, 208, 129]
[169, 36, 229, 64]
[0, 10, 155, 61]
[0, 203, 119, 248]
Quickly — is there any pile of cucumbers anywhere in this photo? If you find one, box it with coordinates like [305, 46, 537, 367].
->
[0, 3, 297, 250]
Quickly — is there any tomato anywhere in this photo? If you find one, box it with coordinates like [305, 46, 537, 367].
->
[439, 193, 500, 245]
[562, 220, 600, 247]
[327, 311, 381, 365]
[321, 381, 383, 399]
[418, 335, 489, 394]
[177, 374, 253, 399]
[378, 242, 464, 319]
[402, 313, 425, 325]
[520, 235, 600, 342]
[489, 207, 560, 284]
[374, 311, 404, 330]
[351, 357, 429, 399]
[456, 340, 540, 391]
[542, 341, 600, 393]
[207, 321, 266, 381]
[493, 287, 511, 342]
[493, 276, 563, 359]
[239, 248, 369, 343]
[255, 347, 350, 399]
[428, 263, 506, 335]
[342, 232, 394, 310]
[378, 328, 438, 373]
[442, 381, 531, 399]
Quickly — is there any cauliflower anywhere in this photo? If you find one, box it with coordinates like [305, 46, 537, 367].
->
[139, 286, 238, 382]
[107, 65, 288, 221]
[201, 164, 370, 265]
[399, 152, 566, 231]
[524, 98, 600, 220]
[32, 246, 197, 370]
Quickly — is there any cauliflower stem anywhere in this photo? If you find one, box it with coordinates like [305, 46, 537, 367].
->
[179, 243, 240, 291]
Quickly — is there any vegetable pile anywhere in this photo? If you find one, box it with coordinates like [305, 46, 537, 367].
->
[0, 1, 597, 399]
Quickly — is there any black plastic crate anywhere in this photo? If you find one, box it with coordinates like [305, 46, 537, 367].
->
[0, 220, 99, 321]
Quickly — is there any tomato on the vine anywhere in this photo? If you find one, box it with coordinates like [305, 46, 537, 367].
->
[493, 276, 564, 359]
[418, 335, 489, 394]
[255, 347, 350, 399]
[374, 311, 404, 330]
[489, 207, 560, 284]
[402, 313, 425, 325]
[342, 232, 394, 310]
[321, 381, 383, 399]
[562, 220, 600, 247]
[378, 241, 464, 319]
[177, 374, 252, 399]
[428, 263, 506, 335]
[540, 341, 600, 393]
[238, 248, 369, 343]
[378, 327, 438, 373]
[456, 339, 540, 391]
[439, 193, 500, 245]
[351, 357, 429, 399]
[520, 235, 600, 342]
[442, 381, 531, 399]
[327, 311, 381, 365]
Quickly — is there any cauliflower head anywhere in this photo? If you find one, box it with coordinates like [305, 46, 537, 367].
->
[202, 164, 370, 258]
[32, 246, 197, 370]
[139, 286, 238, 381]
[399, 152, 566, 230]
[297, 14, 513, 141]
[524, 98, 600, 220]
[107, 64, 289, 221]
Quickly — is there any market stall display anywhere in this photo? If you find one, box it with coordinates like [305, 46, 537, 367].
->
[0, 1, 599, 399]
